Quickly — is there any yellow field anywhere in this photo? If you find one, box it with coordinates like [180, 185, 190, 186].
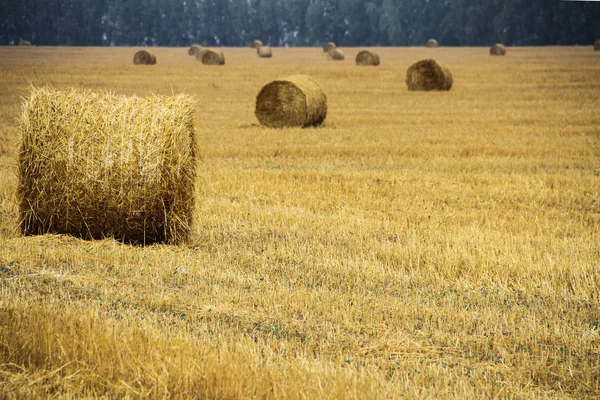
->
[0, 46, 599, 398]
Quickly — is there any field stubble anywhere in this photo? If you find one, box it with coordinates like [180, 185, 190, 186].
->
[0, 46, 599, 398]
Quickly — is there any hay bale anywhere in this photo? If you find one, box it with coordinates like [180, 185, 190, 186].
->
[406, 59, 453, 91]
[195, 48, 209, 61]
[188, 44, 203, 56]
[201, 49, 225, 65]
[251, 40, 263, 49]
[18, 40, 31, 46]
[257, 46, 272, 58]
[327, 49, 345, 61]
[255, 75, 327, 128]
[133, 49, 156, 65]
[18, 87, 196, 245]
[490, 43, 506, 56]
[355, 50, 380, 66]
[426, 39, 438, 48]
[323, 42, 336, 52]
[594, 40, 600, 51]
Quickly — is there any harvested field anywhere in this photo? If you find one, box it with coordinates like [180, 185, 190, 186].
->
[0, 46, 599, 399]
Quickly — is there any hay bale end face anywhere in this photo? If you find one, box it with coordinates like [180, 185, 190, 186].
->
[257, 46, 272, 58]
[323, 42, 336, 52]
[201, 49, 225, 65]
[327, 49, 345, 61]
[188, 44, 203, 56]
[18, 40, 32, 46]
[426, 39, 438, 48]
[18, 87, 196, 245]
[355, 50, 380, 66]
[594, 40, 600, 51]
[255, 75, 327, 128]
[406, 59, 453, 91]
[490, 43, 506, 56]
[133, 49, 156, 65]
[251, 40, 263, 48]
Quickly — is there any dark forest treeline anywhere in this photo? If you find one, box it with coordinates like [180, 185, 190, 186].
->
[1, 0, 599, 47]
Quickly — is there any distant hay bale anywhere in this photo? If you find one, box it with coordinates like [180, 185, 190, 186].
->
[594, 40, 600, 51]
[18, 87, 196, 245]
[251, 40, 263, 49]
[188, 44, 203, 56]
[406, 59, 453, 91]
[490, 43, 506, 56]
[133, 49, 156, 65]
[255, 74, 327, 128]
[323, 42, 336, 52]
[195, 49, 209, 61]
[327, 49, 345, 61]
[201, 49, 225, 65]
[257, 46, 272, 58]
[18, 40, 31, 46]
[355, 50, 380, 66]
[426, 39, 438, 48]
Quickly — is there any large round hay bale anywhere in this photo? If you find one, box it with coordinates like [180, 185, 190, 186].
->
[201, 49, 225, 65]
[255, 75, 327, 128]
[195, 48, 209, 61]
[327, 49, 345, 61]
[251, 40, 263, 49]
[490, 43, 506, 56]
[18, 40, 31, 46]
[18, 87, 196, 245]
[133, 49, 156, 65]
[323, 42, 336, 52]
[188, 44, 203, 56]
[406, 59, 453, 91]
[426, 39, 438, 48]
[594, 40, 600, 51]
[355, 50, 380, 66]
[257, 46, 272, 58]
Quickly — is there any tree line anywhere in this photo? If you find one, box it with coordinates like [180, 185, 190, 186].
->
[1, 0, 599, 47]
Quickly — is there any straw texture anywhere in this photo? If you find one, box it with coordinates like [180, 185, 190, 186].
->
[251, 40, 263, 49]
[18, 87, 196, 245]
[355, 50, 380, 66]
[201, 50, 225, 65]
[188, 44, 203, 56]
[406, 59, 453, 91]
[257, 46, 272, 58]
[323, 42, 336, 52]
[255, 75, 327, 128]
[133, 50, 156, 65]
[426, 39, 438, 48]
[327, 49, 345, 61]
[490, 43, 506, 56]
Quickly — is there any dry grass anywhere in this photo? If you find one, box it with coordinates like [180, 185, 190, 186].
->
[0, 46, 599, 399]
[18, 86, 196, 245]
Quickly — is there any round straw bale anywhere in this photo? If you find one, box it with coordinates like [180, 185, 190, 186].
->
[426, 39, 438, 48]
[18, 87, 196, 245]
[327, 49, 345, 61]
[490, 43, 506, 56]
[251, 40, 263, 48]
[257, 46, 272, 58]
[255, 75, 327, 128]
[133, 49, 156, 65]
[406, 59, 453, 91]
[201, 49, 225, 65]
[188, 44, 203, 56]
[594, 40, 600, 51]
[323, 42, 336, 52]
[195, 48, 209, 61]
[18, 40, 32, 46]
[355, 50, 380, 66]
